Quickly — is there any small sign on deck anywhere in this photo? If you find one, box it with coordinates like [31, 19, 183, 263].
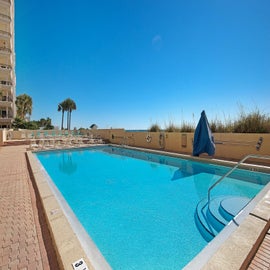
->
[72, 258, 89, 270]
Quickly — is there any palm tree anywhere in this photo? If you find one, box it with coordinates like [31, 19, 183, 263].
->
[15, 94, 33, 120]
[65, 98, 76, 130]
[58, 102, 67, 130]
[58, 98, 76, 130]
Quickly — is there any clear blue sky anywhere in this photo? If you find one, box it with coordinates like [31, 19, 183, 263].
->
[15, 0, 270, 130]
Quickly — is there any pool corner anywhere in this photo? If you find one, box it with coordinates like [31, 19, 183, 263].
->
[185, 183, 270, 270]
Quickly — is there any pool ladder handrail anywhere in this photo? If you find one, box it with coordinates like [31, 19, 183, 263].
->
[207, 154, 270, 206]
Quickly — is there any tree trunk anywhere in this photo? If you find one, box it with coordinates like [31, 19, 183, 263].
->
[67, 110, 70, 130]
[61, 110, 64, 130]
[69, 112, 72, 130]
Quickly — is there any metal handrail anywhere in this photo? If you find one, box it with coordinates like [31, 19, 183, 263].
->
[207, 154, 270, 205]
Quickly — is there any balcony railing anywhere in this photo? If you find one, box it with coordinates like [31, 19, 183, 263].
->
[1, 95, 13, 102]
[0, 30, 11, 38]
[0, 0, 11, 5]
[0, 63, 12, 70]
[0, 117, 13, 123]
[0, 80, 12, 86]
[0, 101, 12, 108]
[0, 47, 11, 54]
[0, 13, 11, 22]
[0, 110, 13, 117]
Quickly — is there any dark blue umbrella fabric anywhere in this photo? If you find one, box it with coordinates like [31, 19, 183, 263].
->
[193, 110, 215, 156]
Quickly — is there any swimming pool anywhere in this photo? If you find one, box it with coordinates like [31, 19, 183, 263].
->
[35, 146, 269, 269]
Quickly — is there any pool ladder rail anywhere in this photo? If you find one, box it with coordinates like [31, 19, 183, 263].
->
[195, 154, 270, 242]
[208, 154, 270, 206]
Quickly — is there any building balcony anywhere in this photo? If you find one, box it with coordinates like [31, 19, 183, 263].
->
[0, 63, 12, 74]
[0, 100, 12, 107]
[0, 13, 11, 22]
[0, 0, 11, 6]
[0, 80, 12, 86]
[0, 68, 12, 76]
[0, 76, 12, 84]
[0, 117, 13, 124]
[0, 30, 11, 39]
[0, 46, 11, 55]
[0, 88, 13, 97]
[0, 94, 11, 100]
[0, 63, 11, 69]
[0, 109, 13, 117]
[1, 95, 13, 102]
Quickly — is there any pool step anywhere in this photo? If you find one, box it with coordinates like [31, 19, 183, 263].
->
[220, 196, 250, 221]
[195, 195, 250, 242]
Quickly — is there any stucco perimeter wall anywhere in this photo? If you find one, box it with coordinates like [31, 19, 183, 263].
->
[87, 128, 125, 143]
[2, 128, 269, 163]
[104, 130, 270, 163]
[214, 133, 270, 160]
[164, 132, 194, 154]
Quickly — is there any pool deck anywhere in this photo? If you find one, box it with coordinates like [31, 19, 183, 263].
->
[0, 145, 59, 269]
[0, 144, 270, 269]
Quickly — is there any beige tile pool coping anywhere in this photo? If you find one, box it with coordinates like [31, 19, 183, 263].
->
[1, 144, 270, 269]
[26, 150, 95, 270]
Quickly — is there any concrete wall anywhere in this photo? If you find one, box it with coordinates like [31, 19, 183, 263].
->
[214, 133, 269, 160]
[106, 130, 270, 164]
[1, 128, 270, 164]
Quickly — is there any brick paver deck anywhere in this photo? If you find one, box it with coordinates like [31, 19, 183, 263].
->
[0, 145, 59, 270]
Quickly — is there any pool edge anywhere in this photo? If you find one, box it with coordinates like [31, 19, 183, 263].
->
[26, 151, 97, 270]
[27, 146, 270, 270]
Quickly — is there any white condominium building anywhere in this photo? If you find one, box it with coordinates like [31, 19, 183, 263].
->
[0, 0, 15, 128]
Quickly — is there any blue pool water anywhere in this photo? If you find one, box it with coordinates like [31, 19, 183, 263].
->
[35, 146, 269, 269]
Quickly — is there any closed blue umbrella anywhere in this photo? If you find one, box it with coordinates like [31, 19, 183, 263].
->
[193, 110, 215, 156]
